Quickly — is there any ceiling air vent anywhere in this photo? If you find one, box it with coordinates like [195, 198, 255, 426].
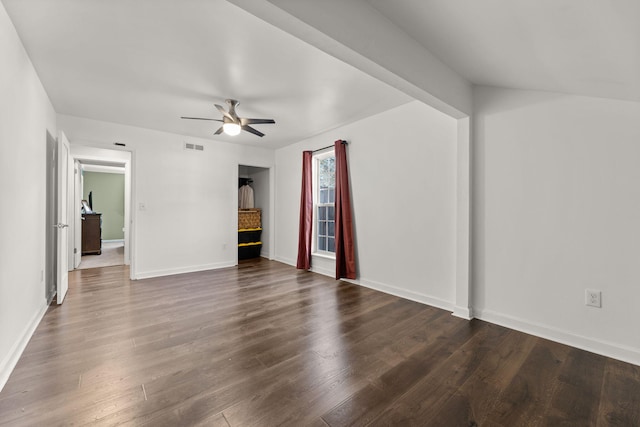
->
[184, 143, 204, 151]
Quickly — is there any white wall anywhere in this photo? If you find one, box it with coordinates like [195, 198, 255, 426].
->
[248, 167, 271, 258]
[0, 2, 57, 390]
[275, 100, 458, 309]
[58, 115, 275, 279]
[473, 85, 640, 364]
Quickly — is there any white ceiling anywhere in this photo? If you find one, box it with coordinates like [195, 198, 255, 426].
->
[367, 0, 640, 102]
[4, 0, 639, 150]
[1, 0, 411, 149]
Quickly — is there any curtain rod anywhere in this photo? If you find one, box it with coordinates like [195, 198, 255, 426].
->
[312, 140, 348, 153]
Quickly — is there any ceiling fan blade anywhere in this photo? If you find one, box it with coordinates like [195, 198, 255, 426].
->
[240, 118, 276, 125]
[215, 104, 234, 120]
[241, 125, 265, 137]
[181, 116, 223, 122]
[214, 126, 224, 135]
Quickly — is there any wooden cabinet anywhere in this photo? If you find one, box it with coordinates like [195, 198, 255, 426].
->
[82, 213, 102, 255]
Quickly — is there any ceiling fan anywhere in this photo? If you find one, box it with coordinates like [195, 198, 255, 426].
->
[181, 99, 275, 137]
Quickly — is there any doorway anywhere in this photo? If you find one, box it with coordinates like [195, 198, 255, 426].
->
[68, 145, 133, 277]
[77, 164, 126, 269]
[238, 165, 273, 261]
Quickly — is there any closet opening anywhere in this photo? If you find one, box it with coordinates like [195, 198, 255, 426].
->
[238, 165, 272, 262]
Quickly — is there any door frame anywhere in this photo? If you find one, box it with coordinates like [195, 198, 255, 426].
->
[236, 163, 275, 264]
[69, 145, 134, 279]
[45, 131, 57, 304]
[56, 131, 72, 304]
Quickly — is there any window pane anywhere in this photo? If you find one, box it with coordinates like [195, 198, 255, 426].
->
[318, 206, 326, 220]
[328, 188, 335, 204]
[328, 221, 335, 237]
[318, 236, 326, 251]
[328, 206, 335, 221]
[319, 156, 336, 188]
[319, 221, 326, 236]
[328, 237, 335, 252]
[320, 188, 328, 204]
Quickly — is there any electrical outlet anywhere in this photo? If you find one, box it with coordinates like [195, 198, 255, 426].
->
[585, 289, 601, 308]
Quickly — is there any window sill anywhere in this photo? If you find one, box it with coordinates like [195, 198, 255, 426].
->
[312, 252, 336, 260]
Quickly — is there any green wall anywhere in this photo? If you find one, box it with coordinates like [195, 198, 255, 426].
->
[83, 171, 124, 240]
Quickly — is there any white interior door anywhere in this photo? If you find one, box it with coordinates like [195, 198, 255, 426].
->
[56, 131, 71, 304]
[74, 160, 82, 268]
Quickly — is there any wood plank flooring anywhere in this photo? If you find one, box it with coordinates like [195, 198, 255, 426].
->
[0, 258, 638, 426]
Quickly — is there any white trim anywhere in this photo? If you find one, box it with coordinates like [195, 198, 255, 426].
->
[81, 164, 124, 174]
[311, 251, 335, 260]
[342, 277, 455, 312]
[452, 306, 473, 320]
[310, 263, 334, 278]
[455, 117, 471, 317]
[69, 144, 134, 277]
[0, 301, 48, 392]
[475, 309, 640, 366]
[102, 239, 124, 244]
[274, 255, 454, 312]
[274, 256, 296, 267]
[133, 261, 235, 280]
[312, 150, 336, 256]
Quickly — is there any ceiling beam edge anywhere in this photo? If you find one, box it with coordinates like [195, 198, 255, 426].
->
[227, 0, 472, 118]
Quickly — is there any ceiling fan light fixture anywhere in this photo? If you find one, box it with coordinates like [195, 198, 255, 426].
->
[182, 99, 274, 137]
[223, 122, 241, 136]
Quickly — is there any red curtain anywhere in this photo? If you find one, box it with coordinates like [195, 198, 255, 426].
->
[334, 140, 356, 279]
[296, 151, 313, 270]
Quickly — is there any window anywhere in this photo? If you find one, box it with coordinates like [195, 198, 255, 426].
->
[314, 152, 335, 255]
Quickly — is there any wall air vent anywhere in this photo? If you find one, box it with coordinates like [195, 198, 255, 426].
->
[184, 143, 204, 151]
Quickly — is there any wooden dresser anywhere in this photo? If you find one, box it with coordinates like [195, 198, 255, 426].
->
[81, 213, 102, 255]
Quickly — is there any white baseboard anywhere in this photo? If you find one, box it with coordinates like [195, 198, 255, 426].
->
[0, 301, 48, 392]
[343, 277, 455, 313]
[274, 256, 296, 267]
[133, 261, 235, 280]
[311, 264, 334, 278]
[102, 239, 124, 243]
[452, 306, 474, 320]
[475, 308, 640, 366]
[274, 255, 454, 312]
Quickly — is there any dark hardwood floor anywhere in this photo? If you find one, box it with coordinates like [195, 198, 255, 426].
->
[1, 259, 638, 426]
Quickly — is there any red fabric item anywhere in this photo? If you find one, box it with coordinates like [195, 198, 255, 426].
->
[296, 151, 313, 270]
[334, 140, 356, 279]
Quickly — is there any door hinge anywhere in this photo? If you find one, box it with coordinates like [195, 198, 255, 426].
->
[74, 248, 77, 254]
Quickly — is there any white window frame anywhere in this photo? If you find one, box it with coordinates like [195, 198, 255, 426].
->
[312, 150, 336, 258]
